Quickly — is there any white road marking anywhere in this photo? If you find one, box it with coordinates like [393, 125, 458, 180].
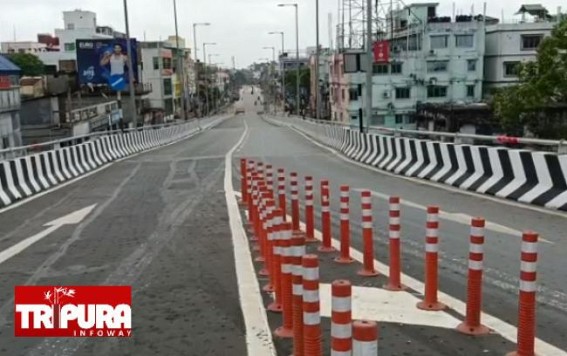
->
[319, 283, 460, 329]
[235, 190, 565, 355]
[284, 121, 567, 220]
[0, 205, 97, 265]
[224, 119, 276, 356]
[353, 188, 554, 245]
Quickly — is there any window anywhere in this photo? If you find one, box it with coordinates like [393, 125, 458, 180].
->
[349, 88, 359, 101]
[455, 34, 474, 48]
[153, 57, 159, 70]
[467, 59, 477, 72]
[66, 23, 75, 30]
[162, 57, 172, 70]
[163, 78, 173, 95]
[395, 114, 404, 124]
[341, 89, 345, 100]
[427, 61, 449, 72]
[372, 63, 388, 74]
[164, 98, 174, 115]
[427, 85, 447, 98]
[391, 63, 403, 74]
[1, 137, 9, 149]
[64, 43, 75, 51]
[407, 115, 416, 124]
[467, 85, 475, 97]
[395, 87, 410, 99]
[521, 35, 543, 50]
[430, 35, 448, 49]
[504, 61, 520, 77]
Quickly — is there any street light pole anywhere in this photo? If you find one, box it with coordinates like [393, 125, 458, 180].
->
[208, 53, 219, 114]
[315, 0, 321, 121]
[173, 0, 187, 120]
[202, 42, 216, 117]
[278, 4, 300, 115]
[123, 0, 138, 127]
[268, 31, 285, 113]
[364, 0, 372, 133]
[193, 22, 210, 119]
[263, 46, 276, 113]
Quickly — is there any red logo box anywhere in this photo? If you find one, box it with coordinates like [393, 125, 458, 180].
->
[15, 286, 132, 337]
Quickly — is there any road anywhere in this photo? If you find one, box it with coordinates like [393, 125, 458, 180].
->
[0, 87, 566, 355]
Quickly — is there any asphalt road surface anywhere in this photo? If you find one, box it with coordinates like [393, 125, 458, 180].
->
[1, 87, 566, 355]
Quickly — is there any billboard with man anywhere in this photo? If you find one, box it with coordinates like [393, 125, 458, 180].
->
[76, 39, 139, 89]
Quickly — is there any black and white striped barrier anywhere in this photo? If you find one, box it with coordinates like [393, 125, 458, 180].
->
[269, 116, 567, 212]
[0, 116, 228, 209]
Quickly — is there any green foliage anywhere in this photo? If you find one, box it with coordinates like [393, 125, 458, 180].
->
[284, 68, 310, 94]
[6, 53, 45, 76]
[493, 18, 567, 138]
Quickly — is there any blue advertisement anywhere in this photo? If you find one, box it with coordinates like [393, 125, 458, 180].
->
[76, 39, 139, 89]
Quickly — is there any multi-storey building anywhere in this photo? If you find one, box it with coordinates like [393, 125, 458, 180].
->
[0, 55, 22, 149]
[0, 41, 48, 54]
[140, 42, 175, 116]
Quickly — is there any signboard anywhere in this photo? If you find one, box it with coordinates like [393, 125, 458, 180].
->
[373, 41, 390, 63]
[76, 39, 139, 88]
[0, 76, 11, 89]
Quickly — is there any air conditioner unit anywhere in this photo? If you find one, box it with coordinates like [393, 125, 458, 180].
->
[383, 91, 390, 99]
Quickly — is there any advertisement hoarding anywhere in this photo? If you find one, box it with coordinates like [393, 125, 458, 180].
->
[76, 39, 139, 88]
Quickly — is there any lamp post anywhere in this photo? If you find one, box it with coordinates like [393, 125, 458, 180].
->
[263, 46, 276, 113]
[122, 0, 138, 127]
[193, 22, 210, 118]
[277, 3, 300, 116]
[315, 0, 321, 121]
[208, 53, 220, 114]
[202, 42, 216, 116]
[173, 0, 187, 121]
[365, 0, 372, 132]
[211, 62, 224, 113]
[268, 31, 285, 113]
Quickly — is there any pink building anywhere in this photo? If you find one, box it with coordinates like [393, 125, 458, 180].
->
[329, 53, 350, 123]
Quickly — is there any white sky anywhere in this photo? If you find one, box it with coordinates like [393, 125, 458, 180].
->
[0, 0, 564, 68]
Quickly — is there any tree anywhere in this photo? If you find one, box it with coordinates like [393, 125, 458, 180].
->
[6, 53, 45, 76]
[493, 18, 567, 137]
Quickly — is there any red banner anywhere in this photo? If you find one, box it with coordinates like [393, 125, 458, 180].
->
[0, 76, 11, 89]
[373, 41, 390, 63]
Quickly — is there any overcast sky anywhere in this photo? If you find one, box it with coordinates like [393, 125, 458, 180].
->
[1, 0, 564, 68]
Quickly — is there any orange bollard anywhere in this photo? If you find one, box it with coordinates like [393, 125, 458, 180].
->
[266, 164, 274, 192]
[246, 161, 256, 227]
[275, 222, 294, 338]
[291, 172, 300, 229]
[507, 232, 539, 356]
[384, 196, 405, 291]
[255, 189, 269, 262]
[318, 180, 336, 253]
[358, 190, 378, 277]
[302, 254, 322, 356]
[240, 158, 248, 205]
[278, 168, 287, 221]
[336, 185, 354, 264]
[304, 176, 317, 243]
[352, 320, 379, 355]
[267, 209, 284, 313]
[457, 217, 490, 335]
[291, 232, 306, 356]
[248, 173, 259, 239]
[331, 280, 352, 355]
[417, 206, 446, 311]
[262, 199, 276, 292]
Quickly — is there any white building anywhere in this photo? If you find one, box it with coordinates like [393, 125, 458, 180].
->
[140, 42, 175, 115]
[484, 5, 561, 94]
[1, 41, 48, 54]
[36, 10, 115, 70]
[0, 55, 22, 149]
[344, 2, 487, 129]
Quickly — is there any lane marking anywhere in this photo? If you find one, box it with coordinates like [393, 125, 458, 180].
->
[0, 117, 228, 215]
[281, 120, 567, 219]
[235, 190, 566, 356]
[224, 119, 276, 355]
[353, 188, 554, 245]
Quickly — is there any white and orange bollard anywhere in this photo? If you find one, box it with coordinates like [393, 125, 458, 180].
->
[507, 232, 539, 356]
[278, 168, 287, 221]
[302, 254, 322, 355]
[304, 176, 317, 243]
[256, 190, 270, 262]
[384, 196, 405, 291]
[262, 199, 276, 292]
[358, 190, 378, 277]
[319, 179, 335, 252]
[240, 158, 248, 205]
[266, 164, 274, 193]
[457, 217, 490, 335]
[352, 320, 379, 356]
[291, 231, 306, 355]
[267, 209, 284, 312]
[248, 173, 259, 239]
[336, 185, 353, 264]
[331, 280, 352, 355]
[291, 172, 300, 230]
[417, 206, 446, 311]
[275, 222, 294, 338]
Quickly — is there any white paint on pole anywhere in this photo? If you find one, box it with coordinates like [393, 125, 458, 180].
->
[223, 119, 277, 356]
[0, 204, 97, 265]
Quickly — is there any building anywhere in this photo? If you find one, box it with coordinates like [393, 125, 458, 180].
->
[484, 4, 561, 94]
[1, 41, 48, 54]
[0, 55, 22, 149]
[140, 41, 175, 118]
[309, 49, 332, 118]
[36, 9, 119, 71]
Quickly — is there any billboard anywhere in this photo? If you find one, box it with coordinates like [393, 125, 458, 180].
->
[373, 40, 390, 63]
[76, 39, 139, 89]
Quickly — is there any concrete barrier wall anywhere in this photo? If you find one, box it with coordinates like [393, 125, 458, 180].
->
[270, 116, 567, 212]
[0, 116, 228, 209]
